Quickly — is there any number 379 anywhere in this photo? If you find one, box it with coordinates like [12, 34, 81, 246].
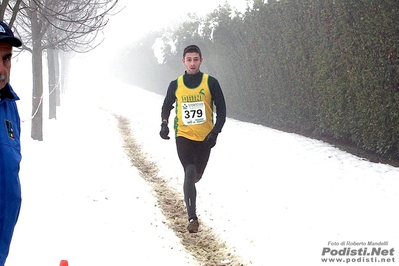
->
[184, 109, 203, 119]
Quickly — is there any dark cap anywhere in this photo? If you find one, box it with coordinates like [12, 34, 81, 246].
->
[183, 45, 202, 58]
[0, 21, 22, 47]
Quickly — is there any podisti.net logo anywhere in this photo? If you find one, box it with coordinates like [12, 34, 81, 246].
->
[321, 241, 396, 263]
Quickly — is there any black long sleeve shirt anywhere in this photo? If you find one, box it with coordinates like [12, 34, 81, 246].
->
[161, 71, 226, 133]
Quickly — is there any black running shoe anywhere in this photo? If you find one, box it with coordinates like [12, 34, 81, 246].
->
[187, 219, 199, 233]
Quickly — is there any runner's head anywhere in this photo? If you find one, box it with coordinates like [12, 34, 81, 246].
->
[182, 45, 203, 74]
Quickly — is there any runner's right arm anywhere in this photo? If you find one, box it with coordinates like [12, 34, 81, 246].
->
[161, 80, 177, 122]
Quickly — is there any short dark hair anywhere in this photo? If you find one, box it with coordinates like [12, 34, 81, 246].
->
[183, 45, 202, 58]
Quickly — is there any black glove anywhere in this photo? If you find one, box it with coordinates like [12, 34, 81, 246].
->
[204, 131, 218, 148]
[160, 121, 170, 140]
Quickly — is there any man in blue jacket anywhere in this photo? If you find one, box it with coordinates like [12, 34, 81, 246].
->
[0, 20, 22, 266]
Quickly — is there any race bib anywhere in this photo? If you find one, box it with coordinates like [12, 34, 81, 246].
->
[182, 101, 206, 125]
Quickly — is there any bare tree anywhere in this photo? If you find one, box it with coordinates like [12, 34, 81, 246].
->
[44, 0, 119, 120]
[0, 0, 22, 26]
[8, 0, 119, 140]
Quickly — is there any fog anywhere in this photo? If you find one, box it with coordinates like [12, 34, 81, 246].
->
[12, 0, 252, 121]
[102, 0, 250, 47]
[6, 1, 399, 265]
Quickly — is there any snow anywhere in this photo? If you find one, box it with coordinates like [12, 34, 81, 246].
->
[5, 56, 399, 265]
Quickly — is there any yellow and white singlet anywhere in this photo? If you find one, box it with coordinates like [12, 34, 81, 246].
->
[174, 74, 214, 141]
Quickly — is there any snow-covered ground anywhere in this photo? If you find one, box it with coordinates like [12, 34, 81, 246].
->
[5, 53, 398, 266]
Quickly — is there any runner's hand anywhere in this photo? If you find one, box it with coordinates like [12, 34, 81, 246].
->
[204, 131, 218, 148]
[160, 121, 170, 140]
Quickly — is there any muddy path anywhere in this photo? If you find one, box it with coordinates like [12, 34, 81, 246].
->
[114, 114, 246, 266]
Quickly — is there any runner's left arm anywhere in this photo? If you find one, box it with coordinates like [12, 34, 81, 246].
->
[209, 77, 226, 133]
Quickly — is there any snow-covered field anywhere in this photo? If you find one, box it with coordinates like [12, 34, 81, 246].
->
[5, 54, 398, 265]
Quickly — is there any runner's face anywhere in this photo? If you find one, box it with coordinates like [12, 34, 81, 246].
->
[182, 52, 202, 74]
[0, 42, 12, 90]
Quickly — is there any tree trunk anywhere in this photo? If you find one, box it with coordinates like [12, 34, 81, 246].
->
[47, 48, 57, 119]
[30, 7, 44, 140]
[60, 51, 70, 94]
[55, 50, 61, 107]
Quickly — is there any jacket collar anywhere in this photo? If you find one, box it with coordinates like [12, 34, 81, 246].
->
[0, 83, 19, 101]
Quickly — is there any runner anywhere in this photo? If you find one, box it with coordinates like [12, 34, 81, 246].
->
[160, 44, 226, 233]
